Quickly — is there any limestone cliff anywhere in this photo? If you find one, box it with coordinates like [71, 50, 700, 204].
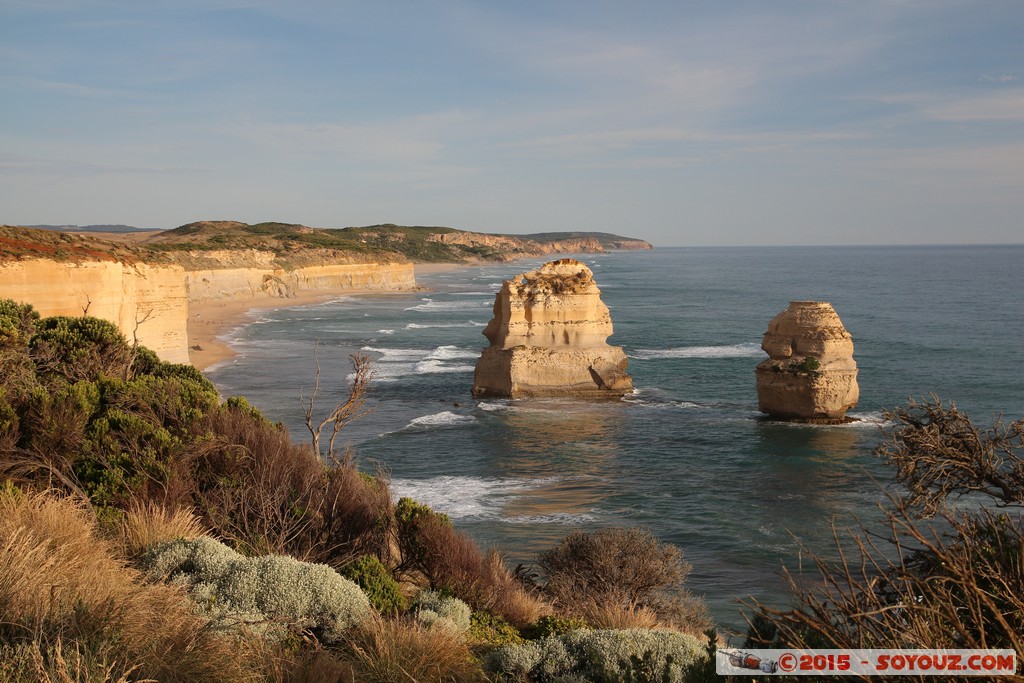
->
[425, 232, 540, 261]
[0, 259, 190, 363]
[755, 301, 859, 421]
[472, 259, 633, 398]
[184, 256, 415, 303]
[608, 239, 654, 251]
[540, 238, 606, 254]
[423, 231, 648, 262]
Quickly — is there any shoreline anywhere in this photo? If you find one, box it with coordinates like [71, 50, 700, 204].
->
[187, 261, 471, 373]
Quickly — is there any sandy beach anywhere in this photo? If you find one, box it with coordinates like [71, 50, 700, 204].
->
[187, 261, 470, 372]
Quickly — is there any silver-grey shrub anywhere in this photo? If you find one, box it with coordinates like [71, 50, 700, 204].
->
[488, 628, 707, 682]
[142, 536, 370, 642]
[414, 589, 472, 633]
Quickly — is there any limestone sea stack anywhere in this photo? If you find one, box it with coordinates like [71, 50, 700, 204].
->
[471, 259, 633, 398]
[755, 301, 859, 422]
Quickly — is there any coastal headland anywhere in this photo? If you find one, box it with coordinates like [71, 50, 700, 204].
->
[0, 222, 652, 371]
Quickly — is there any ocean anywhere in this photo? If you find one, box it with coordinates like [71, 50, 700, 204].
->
[208, 245, 1024, 632]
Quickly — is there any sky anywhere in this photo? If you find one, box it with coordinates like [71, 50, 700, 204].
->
[1, 1, 1022, 246]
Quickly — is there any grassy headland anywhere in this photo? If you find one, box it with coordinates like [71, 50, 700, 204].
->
[2, 221, 653, 269]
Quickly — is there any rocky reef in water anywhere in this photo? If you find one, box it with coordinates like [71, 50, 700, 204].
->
[472, 258, 633, 398]
[755, 300, 859, 423]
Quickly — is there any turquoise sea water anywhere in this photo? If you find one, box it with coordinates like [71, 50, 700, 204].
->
[208, 245, 1024, 631]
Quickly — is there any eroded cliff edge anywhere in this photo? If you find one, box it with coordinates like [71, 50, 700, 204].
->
[0, 222, 651, 367]
[0, 226, 417, 364]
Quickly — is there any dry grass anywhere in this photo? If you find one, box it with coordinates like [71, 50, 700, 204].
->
[0, 489, 260, 683]
[0, 640, 135, 683]
[746, 503, 1024, 658]
[340, 614, 486, 683]
[116, 498, 208, 558]
[580, 601, 661, 630]
[254, 641, 350, 683]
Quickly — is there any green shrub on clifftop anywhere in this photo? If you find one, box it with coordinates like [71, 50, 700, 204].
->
[340, 554, 407, 614]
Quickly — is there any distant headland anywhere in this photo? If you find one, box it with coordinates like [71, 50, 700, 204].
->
[0, 222, 652, 367]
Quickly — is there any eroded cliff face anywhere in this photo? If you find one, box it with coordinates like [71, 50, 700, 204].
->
[472, 259, 632, 398]
[185, 259, 415, 302]
[0, 259, 190, 363]
[0, 256, 416, 365]
[426, 232, 542, 261]
[755, 301, 859, 421]
[426, 233, 618, 260]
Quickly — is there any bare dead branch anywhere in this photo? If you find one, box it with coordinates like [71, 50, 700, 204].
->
[303, 344, 373, 461]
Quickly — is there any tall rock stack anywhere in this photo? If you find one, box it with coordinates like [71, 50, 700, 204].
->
[755, 301, 859, 422]
[471, 259, 633, 398]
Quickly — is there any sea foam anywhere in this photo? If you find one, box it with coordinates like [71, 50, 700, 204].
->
[630, 343, 762, 360]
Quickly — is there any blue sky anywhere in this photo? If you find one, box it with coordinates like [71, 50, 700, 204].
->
[1, 1, 1021, 246]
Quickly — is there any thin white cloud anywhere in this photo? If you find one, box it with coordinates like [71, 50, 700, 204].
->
[11, 76, 134, 99]
[225, 110, 479, 168]
[877, 89, 1024, 122]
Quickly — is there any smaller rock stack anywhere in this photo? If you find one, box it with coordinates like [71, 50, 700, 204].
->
[471, 259, 633, 398]
[755, 301, 859, 422]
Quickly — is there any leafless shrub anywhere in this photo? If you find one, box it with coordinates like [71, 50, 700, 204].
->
[745, 503, 1024, 657]
[877, 395, 1024, 516]
[196, 406, 324, 557]
[304, 350, 372, 462]
[194, 402, 393, 568]
[300, 453, 394, 567]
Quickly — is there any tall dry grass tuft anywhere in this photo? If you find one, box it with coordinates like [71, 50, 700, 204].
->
[341, 613, 486, 683]
[580, 601, 661, 630]
[0, 639, 134, 683]
[117, 498, 208, 558]
[252, 640, 350, 683]
[0, 489, 260, 683]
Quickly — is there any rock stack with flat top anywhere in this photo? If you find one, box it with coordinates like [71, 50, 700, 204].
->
[755, 301, 859, 422]
[471, 259, 633, 398]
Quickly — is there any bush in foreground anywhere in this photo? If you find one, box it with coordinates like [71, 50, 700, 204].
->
[414, 589, 472, 633]
[339, 554, 407, 614]
[487, 628, 707, 682]
[539, 527, 710, 633]
[396, 496, 550, 627]
[143, 536, 371, 642]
